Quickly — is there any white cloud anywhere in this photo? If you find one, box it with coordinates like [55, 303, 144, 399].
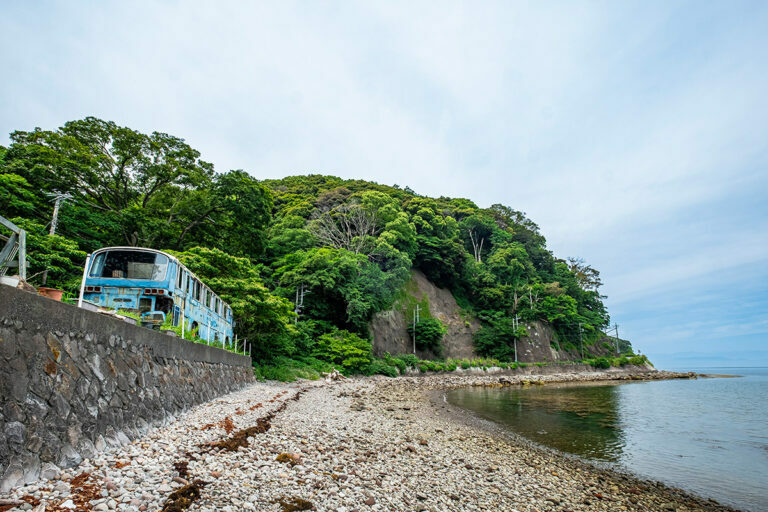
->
[2, 1, 767, 362]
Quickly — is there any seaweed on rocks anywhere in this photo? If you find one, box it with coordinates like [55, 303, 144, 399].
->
[173, 460, 190, 479]
[202, 389, 307, 453]
[68, 472, 101, 510]
[275, 453, 301, 466]
[276, 497, 314, 511]
[206, 415, 273, 452]
[161, 480, 207, 512]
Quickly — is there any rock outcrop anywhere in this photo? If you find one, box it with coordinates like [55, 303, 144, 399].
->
[370, 271, 479, 359]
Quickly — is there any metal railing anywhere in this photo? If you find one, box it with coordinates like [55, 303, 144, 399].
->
[0, 216, 27, 280]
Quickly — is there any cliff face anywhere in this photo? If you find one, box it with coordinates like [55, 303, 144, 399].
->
[370, 270, 626, 362]
[369, 270, 479, 359]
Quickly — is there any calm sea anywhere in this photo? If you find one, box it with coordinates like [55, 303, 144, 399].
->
[446, 368, 768, 512]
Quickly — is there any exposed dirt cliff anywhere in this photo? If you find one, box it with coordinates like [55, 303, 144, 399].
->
[370, 270, 629, 362]
[370, 270, 479, 359]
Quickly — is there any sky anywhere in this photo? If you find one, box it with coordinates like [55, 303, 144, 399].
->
[2, 1, 767, 368]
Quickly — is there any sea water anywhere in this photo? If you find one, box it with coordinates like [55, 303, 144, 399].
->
[446, 368, 768, 511]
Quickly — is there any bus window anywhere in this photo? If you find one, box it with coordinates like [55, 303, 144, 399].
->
[193, 279, 201, 301]
[90, 250, 168, 280]
[89, 252, 106, 277]
[139, 298, 152, 313]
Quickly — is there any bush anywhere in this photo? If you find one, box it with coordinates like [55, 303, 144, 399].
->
[362, 359, 399, 378]
[589, 357, 611, 369]
[313, 329, 372, 374]
[407, 318, 446, 355]
[393, 353, 420, 369]
[253, 356, 333, 382]
[381, 353, 407, 374]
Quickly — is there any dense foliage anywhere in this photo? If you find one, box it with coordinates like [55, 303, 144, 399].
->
[259, 175, 610, 360]
[407, 318, 447, 355]
[1, 118, 612, 368]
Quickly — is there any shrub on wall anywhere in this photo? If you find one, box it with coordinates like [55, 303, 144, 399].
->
[407, 318, 446, 355]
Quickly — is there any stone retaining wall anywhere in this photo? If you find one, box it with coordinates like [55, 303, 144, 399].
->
[0, 285, 254, 491]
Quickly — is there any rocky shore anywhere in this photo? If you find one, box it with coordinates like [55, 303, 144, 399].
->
[0, 368, 737, 512]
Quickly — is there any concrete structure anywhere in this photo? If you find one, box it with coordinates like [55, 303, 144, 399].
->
[0, 285, 254, 491]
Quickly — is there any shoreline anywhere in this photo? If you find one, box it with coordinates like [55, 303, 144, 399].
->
[416, 369, 739, 511]
[0, 367, 739, 512]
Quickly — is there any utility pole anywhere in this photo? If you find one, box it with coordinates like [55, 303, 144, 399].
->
[412, 304, 421, 354]
[578, 322, 584, 360]
[294, 284, 309, 324]
[614, 323, 620, 355]
[42, 191, 73, 285]
[513, 315, 519, 363]
[47, 192, 73, 236]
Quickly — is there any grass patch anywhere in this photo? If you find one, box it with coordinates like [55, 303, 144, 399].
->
[253, 356, 335, 382]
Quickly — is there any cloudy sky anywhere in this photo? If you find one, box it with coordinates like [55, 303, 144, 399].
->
[2, 1, 767, 368]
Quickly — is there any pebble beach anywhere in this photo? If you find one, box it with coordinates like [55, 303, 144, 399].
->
[0, 369, 738, 512]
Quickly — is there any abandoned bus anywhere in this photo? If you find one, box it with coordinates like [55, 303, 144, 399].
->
[79, 247, 234, 343]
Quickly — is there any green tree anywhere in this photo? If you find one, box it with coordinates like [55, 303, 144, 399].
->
[10, 218, 86, 292]
[313, 329, 372, 374]
[170, 247, 296, 361]
[407, 318, 446, 355]
[2, 118, 272, 258]
[473, 313, 527, 361]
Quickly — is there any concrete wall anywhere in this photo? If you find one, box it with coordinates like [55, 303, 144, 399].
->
[0, 285, 254, 492]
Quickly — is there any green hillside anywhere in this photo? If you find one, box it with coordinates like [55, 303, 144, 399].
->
[0, 117, 625, 376]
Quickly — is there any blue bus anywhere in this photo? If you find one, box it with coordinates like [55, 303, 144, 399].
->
[79, 247, 234, 344]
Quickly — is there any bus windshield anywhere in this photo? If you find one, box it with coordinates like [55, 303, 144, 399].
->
[89, 250, 169, 280]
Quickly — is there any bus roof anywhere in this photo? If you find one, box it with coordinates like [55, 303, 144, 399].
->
[91, 246, 181, 263]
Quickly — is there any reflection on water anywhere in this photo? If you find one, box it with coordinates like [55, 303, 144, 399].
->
[446, 369, 768, 512]
[448, 383, 625, 461]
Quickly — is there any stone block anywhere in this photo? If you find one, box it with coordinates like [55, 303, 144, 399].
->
[75, 376, 90, 401]
[57, 443, 81, 468]
[20, 332, 47, 359]
[87, 353, 105, 381]
[38, 431, 61, 463]
[46, 333, 62, 362]
[28, 357, 54, 402]
[3, 402, 25, 423]
[76, 438, 96, 460]
[66, 423, 82, 447]
[48, 391, 71, 420]
[24, 393, 49, 423]
[4, 421, 26, 446]
[25, 433, 43, 454]
[55, 371, 76, 401]
[0, 460, 23, 492]
[40, 462, 60, 480]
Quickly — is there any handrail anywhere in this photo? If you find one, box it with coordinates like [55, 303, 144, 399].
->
[0, 215, 27, 280]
